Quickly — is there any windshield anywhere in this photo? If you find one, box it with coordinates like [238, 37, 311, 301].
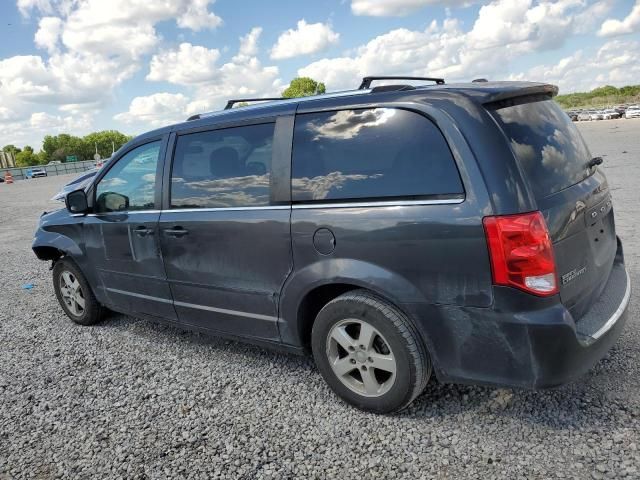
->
[492, 100, 592, 199]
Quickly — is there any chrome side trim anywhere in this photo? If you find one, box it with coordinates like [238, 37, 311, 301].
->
[292, 198, 464, 209]
[106, 288, 173, 304]
[165, 205, 290, 213]
[590, 268, 631, 340]
[86, 200, 462, 215]
[173, 300, 278, 322]
[88, 210, 161, 216]
[105, 288, 278, 322]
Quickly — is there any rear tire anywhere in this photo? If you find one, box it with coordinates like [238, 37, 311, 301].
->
[312, 289, 431, 413]
[53, 258, 104, 326]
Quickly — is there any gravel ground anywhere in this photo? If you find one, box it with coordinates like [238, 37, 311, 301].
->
[0, 118, 639, 479]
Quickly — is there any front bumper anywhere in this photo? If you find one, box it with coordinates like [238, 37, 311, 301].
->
[414, 249, 630, 389]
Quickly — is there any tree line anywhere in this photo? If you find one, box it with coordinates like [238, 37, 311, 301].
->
[556, 84, 640, 109]
[2, 131, 133, 167]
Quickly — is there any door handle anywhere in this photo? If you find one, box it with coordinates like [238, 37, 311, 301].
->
[133, 226, 154, 237]
[163, 226, 189, 238]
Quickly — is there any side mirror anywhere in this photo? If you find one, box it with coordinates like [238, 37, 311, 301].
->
[65, 189, 89, 214]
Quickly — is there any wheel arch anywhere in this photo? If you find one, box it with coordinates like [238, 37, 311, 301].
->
[278, 259, 430, 350]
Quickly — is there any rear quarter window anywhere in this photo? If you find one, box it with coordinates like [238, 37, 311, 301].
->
[291, 108, 464, 203]
[491, 100, 592, 199]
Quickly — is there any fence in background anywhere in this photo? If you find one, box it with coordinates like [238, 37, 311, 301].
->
[0, 160, 96, 181]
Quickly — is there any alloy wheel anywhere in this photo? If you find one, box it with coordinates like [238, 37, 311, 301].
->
[59, 270, 85, 317]
[326, 318, 397, 397]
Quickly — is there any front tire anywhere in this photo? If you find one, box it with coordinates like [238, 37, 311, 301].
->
[53, 258, 103, 326]
[312, 290, 431, 413]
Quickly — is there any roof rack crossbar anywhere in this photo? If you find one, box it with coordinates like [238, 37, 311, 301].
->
[224, 97, 286, 110]
[358, 76, 445, 90]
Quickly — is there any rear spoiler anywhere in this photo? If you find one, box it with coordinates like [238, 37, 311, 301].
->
[483, 84, 559, 110]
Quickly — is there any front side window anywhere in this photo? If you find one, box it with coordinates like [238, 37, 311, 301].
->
[170, 123, 275, 209]
[291, 108, 464, 202]
[95, 141, 160, 213]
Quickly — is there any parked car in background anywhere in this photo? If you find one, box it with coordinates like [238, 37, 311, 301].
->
[590, 110, 603, 121]
[33, 78, 630, 413]
[567, 111, 579, 121]
[602, 109, 621, 120]
[31, 167, 47, 178]
[577, 111, 592, 121]
[625, 107, 640, 119]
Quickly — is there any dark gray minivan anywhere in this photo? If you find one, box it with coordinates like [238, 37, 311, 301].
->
[33, 78, 630, 413]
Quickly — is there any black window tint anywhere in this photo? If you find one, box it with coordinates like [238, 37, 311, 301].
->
[171, 123, 275, 208]
[95, 141, 160, 213]
[291, 108, 463, 202]
[492, 100, 592, 199]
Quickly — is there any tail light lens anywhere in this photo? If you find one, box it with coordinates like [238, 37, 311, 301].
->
[483, 211, 558, 296]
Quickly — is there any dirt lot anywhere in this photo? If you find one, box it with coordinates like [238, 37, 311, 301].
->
[0, 118, 638, 479]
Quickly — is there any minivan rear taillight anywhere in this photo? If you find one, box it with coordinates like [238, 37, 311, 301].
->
[483, 211, 558, 296]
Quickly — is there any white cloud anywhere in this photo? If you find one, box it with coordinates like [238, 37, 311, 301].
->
[29, 111, 91, 132]
[598, 0, 640, 37]
[144, 28, 282, 97]
[34, 16, 63, 53]
[351, 0, 471, 16]
[239, 27, 262, 57]
[176, 0, 222, 31]
[147, 43, 221, 85]
[511, 40, 640, 93]
[0, 53, 136, 105]
[2, 0, 225, 146]
[120, 27, 283, 129]
[114, 93, 190, 127]
[270, 20, 339, 60]
[299, 20, 466, 89]
[300, 0, 613, 90]
[0, 110, 94, 148]
[17, 0, 54, 17]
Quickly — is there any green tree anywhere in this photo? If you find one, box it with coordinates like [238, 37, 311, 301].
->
[82, 130, 133, 159]
[36, 151, 49, 165]
[15, 146, 38, 167]
[282, 77, 326, 98]
[42, 134, 84, 162]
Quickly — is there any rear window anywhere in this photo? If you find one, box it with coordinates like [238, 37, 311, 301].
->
[492, 100, 592, 199]
[291, 108, 463, 203]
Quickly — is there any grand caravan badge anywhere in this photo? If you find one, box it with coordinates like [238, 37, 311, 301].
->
[561, 266, 587, 285]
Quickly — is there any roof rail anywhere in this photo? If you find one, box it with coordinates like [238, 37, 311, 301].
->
[224, 97, 286, 110]
[358, 76, 445, 90]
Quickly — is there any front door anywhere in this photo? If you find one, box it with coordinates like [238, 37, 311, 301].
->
[84, 138, 177, 320]
[158, 121, 292, 341]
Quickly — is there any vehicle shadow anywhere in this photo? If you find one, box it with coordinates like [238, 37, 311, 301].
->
[97, 312, 635, 430]
[402, 346, 635, 430]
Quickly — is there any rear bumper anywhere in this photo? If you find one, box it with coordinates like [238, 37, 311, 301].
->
[415, 247, 630, 389]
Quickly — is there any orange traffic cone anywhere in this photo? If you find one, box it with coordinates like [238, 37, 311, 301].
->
[4, 171, 13, 184]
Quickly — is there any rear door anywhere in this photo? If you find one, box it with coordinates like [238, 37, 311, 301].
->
[491, 100, 617, 319]
[157, 117, 293, 341]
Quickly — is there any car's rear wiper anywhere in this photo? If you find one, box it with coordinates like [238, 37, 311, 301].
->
[587, 156, 603, 169]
